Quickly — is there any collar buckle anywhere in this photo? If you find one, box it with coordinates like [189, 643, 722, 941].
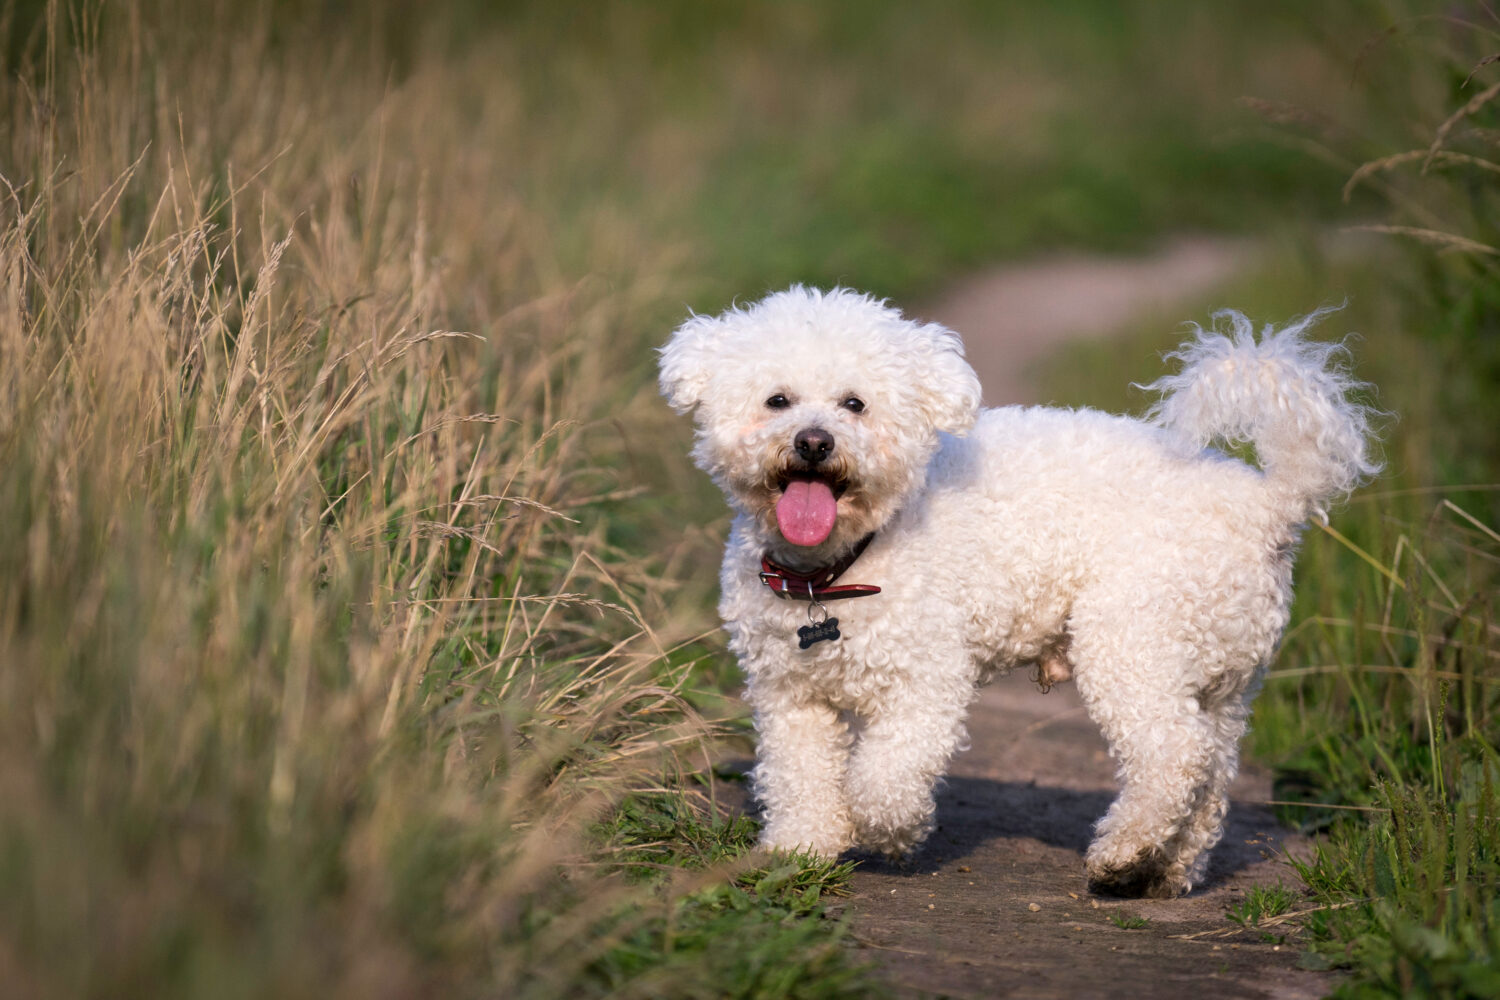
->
[757, 569, 790, 597]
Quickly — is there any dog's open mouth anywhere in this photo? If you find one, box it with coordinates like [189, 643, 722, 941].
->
[775, 471, 847, 547]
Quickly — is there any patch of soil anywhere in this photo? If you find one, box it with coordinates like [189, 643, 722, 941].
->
[834, 680, 1335, 999]
[921, 235, 1250, 406]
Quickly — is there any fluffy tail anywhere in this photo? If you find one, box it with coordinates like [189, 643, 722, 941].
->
[1144, 307, 1382, 522]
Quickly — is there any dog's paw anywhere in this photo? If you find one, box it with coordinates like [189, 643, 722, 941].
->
[758, 823, 854, 860]
[1085, 847, 1189, 899]
[853, 816, 933, 860]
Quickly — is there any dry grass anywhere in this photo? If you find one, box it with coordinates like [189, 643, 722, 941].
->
[0, 3, 737, 996]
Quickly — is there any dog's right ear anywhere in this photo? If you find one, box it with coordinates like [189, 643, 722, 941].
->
[657, 311, 723, 415]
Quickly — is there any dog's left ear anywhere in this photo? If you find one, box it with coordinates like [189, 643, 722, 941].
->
[911, 322, 982, 435]
[657, 312, 723, 415]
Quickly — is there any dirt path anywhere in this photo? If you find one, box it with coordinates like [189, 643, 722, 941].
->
[827, 236, 1340, 998]
[929, 234, 1248, 407]
[837, 684, 1331, 999]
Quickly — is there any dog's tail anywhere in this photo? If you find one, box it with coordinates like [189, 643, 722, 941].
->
[1143, 307, 1382, 523]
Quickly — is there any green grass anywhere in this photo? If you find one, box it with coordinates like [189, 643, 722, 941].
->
[1251, 16, 1500, 993]
[581, 794, 877, 999]
[1110, 911, 1152, 930]
[1228, 884, 1300, 930]
[456, 0, 1376, 311]
[591, 797, 875, 999]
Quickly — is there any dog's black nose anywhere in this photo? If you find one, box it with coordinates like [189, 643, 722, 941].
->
[794, 427, 835, 465]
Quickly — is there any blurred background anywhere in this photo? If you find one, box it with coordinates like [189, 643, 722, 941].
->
[1, 1, 1496, 997]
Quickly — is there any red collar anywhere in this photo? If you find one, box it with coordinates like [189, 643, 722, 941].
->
[758, 534, 881, 601]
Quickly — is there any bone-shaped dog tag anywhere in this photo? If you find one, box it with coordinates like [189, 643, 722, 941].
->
[796, 587, 842, 649]
[798, 617, 840, 649]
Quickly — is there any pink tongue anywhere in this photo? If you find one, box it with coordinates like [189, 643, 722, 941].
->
[776, 478, 838, 547]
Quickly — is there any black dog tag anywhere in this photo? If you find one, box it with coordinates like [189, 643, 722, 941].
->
[797, 617, 841, 649]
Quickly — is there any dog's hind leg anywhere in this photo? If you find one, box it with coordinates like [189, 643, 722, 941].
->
[750, 697, 857, 858]
[1162, 690, 1254, 888]
[1164, 692, 1248, 887]
[1081, 707, 1223, 897]
[1072, 632, 1241, 897]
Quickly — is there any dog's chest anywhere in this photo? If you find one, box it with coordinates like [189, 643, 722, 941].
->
[732, 596, 896, 699]
[742, 586, 997, 712]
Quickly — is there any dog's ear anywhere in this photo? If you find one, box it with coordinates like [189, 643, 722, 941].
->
[657, 312, 723, 415]
[912, 322, 982, 435]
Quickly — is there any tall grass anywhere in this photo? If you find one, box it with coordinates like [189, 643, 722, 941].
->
[1221, 8, 1500, 995]
[1257, 489, 1500, 998]
[0, 3, 825, 996]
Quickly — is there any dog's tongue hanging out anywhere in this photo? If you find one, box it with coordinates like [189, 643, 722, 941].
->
[776, 475, 838, 546]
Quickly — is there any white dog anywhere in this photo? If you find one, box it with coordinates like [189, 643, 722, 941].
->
[659, 286, 1377, 898]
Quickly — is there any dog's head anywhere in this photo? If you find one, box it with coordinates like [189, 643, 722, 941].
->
[659, 286, 980, 560]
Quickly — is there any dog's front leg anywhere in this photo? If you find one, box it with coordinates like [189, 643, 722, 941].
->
[844, 679, 973, 858]
[749, 696, 856, 857]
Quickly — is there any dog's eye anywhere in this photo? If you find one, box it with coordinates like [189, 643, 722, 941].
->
[765, 394, 791, 410]
[841, 396, 866, 414]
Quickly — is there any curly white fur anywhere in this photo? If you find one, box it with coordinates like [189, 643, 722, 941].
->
[659, 287, 1380, 898]
[1143, 306, 1381, 522]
